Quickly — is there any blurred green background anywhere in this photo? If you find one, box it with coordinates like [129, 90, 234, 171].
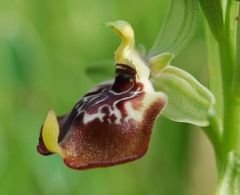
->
[0, 0, 217, 194]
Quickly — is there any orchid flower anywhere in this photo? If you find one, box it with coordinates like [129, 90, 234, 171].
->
[37, 20, 214, 170]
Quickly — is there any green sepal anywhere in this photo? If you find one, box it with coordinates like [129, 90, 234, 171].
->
[152, 65, 215, 127]
[147, 0, 198, 57]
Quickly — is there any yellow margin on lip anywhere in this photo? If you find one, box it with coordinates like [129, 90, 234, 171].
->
[42, 110, 63, 156]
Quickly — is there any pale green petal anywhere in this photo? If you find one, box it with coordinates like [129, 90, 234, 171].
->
[149, 52, 175, 75]
[152, 65, 215, 127]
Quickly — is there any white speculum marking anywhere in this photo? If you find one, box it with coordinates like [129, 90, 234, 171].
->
[82, 97, 135, 125]
[71, 65, 165, 126]
[74, 89, 163, 126]
[73, 83, 146, 125]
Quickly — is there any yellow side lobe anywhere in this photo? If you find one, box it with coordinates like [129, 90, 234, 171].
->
[42, 110, 62, 155]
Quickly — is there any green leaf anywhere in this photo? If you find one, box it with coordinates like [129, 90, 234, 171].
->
[147, 0, 198, 58]
[152, 66, 215, 127]
[199, 0, 224, 42]
[216, 151, 240, 195]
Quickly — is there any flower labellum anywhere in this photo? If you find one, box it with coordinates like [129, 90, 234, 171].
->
[37, 20, 167, 170]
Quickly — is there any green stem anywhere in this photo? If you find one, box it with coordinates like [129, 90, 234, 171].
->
[204, 1, 239, 170]
[233, 4, 240, 96]
[225, 0, 238, 65]
[218, 38, 234, 97]
[223, 98, 240, 157]
[202, 1, 240, 193]
[204, 116, 223, 170]
[222, 3, 240, 163]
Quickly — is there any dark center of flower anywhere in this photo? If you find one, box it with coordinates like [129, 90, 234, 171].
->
[111, 64, 136, 93]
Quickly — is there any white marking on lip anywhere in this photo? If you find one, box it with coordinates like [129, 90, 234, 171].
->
[107, 119, 112, 124]
[82, 110, 106, 124]
[124, 101, 143, 122]
[91, 96, 108, 106]
[124, 91, 166, 122]
[71, 79, 164, 126]
[75, 89, 139, 125]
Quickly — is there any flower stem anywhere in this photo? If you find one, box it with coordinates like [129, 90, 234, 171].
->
[204, 1, 240, 170]
[222, 3, 240, 164]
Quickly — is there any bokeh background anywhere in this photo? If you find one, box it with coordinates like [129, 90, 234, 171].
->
[0, 0, 217, 194]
